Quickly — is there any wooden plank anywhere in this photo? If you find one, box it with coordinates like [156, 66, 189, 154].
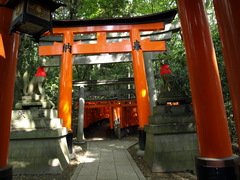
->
[73, 78, 135, 86]
[74, 53, 132, 65]
[84, 89, 135, 96]
[39, 22, 180, 46]
[50, 22, 165, 34]
[42, 52, 161, 67]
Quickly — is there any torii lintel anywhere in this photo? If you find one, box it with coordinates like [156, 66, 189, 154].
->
[38, 9, 177, 135]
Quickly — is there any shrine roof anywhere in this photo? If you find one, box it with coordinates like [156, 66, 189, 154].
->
[52, 9, 177, 27]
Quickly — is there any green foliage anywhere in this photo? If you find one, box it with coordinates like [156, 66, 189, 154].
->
[225, 101, 236, 142]
[45, 69, 60, 104]
[55, 0, 132, 19]
[18, 35, 39, 74]
[54, 0, 177, 20]
[131, 0, 177, 15]
[14, 34, 39, 102]
[154, 32, 190, 96]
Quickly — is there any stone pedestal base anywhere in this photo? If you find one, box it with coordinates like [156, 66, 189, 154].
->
[9, 128, 69, 174]
[235, 157, 240, 180]
[196, 156, 237, 180]
[144, 131, 198, 172]
[144, 104, 199, 172]
[0, 166, 12, 180]
[138, 128, 146, 151]
[15, 95, 54, 110]
[9, 109, 70, 175]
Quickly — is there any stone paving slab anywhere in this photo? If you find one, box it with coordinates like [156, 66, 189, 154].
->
[71, 138, 146, 180]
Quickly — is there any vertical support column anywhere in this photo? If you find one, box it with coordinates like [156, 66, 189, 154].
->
[109, 105, 114, 129]
[113, 105, 121, 139]
[58, 31, 74, 153]
[177, 0, 237, 179]
[212, 1, 240, 177]
[0, 1, 20, 179]
[75, 85, 85, 144]
[130, 29, 150, 151]
[213, 0, 240, 146]
[143, 53, 157, 115]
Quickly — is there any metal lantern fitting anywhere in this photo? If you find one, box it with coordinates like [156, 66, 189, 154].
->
[4, 0, 65, 40]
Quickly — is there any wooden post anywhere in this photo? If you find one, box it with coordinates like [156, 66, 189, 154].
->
[75, 85, 85, 144]
[130, 29, 150, 150]
[212, 0, 240, 177]
[0, 1, 20, 178]
[213, 0, 240, 147]
[113, 106, 121, 139]
[177, 0, 237, 179]
[58, 31, 74, 153]
[58, 31, 74, 131]
[144, 53, 157, 115]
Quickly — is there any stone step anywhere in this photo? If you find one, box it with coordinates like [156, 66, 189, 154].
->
[149, 114, 195, 124]
[12, 109, 58, 120]
[11, 118, 63, 130]
[10, 127, 68, 139]
[152, 104, 194, 115]
[144, 123, 196, 134]
[156, 96, 192, 105]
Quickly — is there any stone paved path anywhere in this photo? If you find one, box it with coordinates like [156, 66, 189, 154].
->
[70, 137, 146, 180]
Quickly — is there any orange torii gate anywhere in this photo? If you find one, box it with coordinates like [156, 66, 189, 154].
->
[2, 1, 240, 179]
[38, 10, 177, 149]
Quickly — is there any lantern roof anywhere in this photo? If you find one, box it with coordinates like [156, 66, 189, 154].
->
[4, 0, 66, 12]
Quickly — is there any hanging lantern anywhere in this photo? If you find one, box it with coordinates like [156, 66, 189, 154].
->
[4, 0, 65, 40]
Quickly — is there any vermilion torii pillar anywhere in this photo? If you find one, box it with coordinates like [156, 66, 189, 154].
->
[39, 10, 177, 149]
[212, 0, 240, 177]
[177, 0, 237, 179]
[213, 0, 240, 147]
[0, 0, 20, 179]
[59, 31, 74, 132]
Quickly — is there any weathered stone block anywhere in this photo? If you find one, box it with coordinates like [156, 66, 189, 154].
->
[148, 114, 195, 124]
[9, 134, 69, 174]
[144, 123, 196, 134]
[144, 104, 199, 173]
[153, 104, 194, 115]
[9, 109, 70, 175]
[144, 133, 198, 172]
[12, 109, 58, 120]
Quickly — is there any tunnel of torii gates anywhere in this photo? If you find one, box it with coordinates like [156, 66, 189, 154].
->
[38, 10, 176, 149]
[1, 0, 240, 178]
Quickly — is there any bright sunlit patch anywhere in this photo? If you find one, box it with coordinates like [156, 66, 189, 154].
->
[141, 89, 147, 98]
[0, 34, 6, 59]
[49, 158, 60, 167]
[80, 156, 96, 163]
[91, 138, 104, 141]
[63, 103, 70, 112]
[11, 161, 30, 168]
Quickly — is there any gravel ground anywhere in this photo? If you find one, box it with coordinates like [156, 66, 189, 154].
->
[127, 142, 197, 180]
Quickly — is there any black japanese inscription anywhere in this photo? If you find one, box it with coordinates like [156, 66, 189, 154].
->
[38, 109, 45, 118]
[63, 43, 72, 53]
[133, 40, 142, 51]
[17, 110, 25, 119]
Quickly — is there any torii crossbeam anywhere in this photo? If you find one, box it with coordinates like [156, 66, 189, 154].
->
[1, 1, 240, 179]
[38, 9, 177, 145]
